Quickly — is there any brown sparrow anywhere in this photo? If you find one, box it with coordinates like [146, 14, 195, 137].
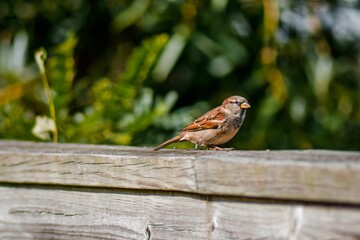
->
[153, 96, 250, 151]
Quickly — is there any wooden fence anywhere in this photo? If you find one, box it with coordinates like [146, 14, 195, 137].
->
[0, 140, 359, 239]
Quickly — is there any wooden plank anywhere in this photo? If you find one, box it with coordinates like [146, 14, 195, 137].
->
[0, 186, 210, 239]
[0, 141, 360, 204]
[196, 153, 360, 203]
[0, 142, 198, 192]
[1, 186, 360, 239]
[211, 198, 360, 240]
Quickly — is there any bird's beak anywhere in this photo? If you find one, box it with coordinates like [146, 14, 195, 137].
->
[240, 102, 251, 109]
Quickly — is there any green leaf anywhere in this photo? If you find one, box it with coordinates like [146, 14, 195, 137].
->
[46, 32, 77, 114]
[116, 34, 169, 109]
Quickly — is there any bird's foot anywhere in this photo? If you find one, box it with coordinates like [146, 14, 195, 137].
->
[208, 146, 235, 151]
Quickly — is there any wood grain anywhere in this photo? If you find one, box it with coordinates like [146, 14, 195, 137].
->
[0, 186, 210, 239]
[0, 141, 360, 204]
[211, 198, 360, 240]
[195, 153, 360, 203]
[1, 186, 360, 240]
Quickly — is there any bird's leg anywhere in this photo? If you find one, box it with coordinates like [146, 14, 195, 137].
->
[195, 144, 198, 150]
[208, 146, 235, 151]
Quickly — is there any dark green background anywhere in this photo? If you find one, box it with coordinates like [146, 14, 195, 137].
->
[0, 0, 359, 150]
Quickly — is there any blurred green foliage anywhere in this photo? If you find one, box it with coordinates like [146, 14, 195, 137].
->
[0, 0, 359, 150]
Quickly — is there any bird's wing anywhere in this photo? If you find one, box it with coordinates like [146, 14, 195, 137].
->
[181, 106, 226, 132]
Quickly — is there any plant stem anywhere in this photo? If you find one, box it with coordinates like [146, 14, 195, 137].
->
[35, 49, 58, 143]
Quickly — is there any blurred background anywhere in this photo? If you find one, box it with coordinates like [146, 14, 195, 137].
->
[0, 0, 359, 150]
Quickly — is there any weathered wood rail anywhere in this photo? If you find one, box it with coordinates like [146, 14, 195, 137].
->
[0, 141, 359, 239]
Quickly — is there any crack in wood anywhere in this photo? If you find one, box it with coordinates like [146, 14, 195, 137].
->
[145, 225, 151, 240]
[9, 207, 85, 217]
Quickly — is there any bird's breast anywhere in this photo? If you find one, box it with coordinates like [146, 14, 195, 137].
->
[233, 109, 246, 129]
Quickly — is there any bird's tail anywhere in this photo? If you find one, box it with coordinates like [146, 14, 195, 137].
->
[153, 134, 184, 151]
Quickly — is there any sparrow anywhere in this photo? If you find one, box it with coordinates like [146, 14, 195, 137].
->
[153, 95, 250, 151]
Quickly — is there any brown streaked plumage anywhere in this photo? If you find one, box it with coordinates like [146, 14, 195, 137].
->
[153, 96, 250, 151]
